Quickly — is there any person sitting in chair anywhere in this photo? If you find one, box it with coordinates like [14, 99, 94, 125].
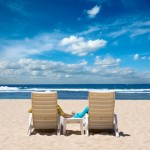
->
[28, 105, 89, 118]
[28, 105, 74, 118]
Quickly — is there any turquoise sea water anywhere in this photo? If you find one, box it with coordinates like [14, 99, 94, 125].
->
[0, 84, 150, 100]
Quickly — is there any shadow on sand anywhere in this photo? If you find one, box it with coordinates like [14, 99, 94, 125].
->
[30, 129, 58, 136]
[119, 131, 130, 137]
[29, 129, 130, 137]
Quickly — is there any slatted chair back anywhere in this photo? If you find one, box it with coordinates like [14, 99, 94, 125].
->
[32, 92, 58, 129]
[88, 91, 115, 129]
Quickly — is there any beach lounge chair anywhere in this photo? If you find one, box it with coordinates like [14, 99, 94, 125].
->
[85, 91, 119, 137]
[27, 91, 61, 136]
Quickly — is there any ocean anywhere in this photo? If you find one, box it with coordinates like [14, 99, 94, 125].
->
[0, 84, 150, 100]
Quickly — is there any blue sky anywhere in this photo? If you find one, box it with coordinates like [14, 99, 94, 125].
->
[0, 0, 150, 84]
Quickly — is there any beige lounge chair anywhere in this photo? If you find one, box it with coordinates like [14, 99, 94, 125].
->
[85, 91, 119, 137]
[27, 91, 61, 136]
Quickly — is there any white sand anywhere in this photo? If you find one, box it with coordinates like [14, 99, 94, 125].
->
[0, 100, 150, 150]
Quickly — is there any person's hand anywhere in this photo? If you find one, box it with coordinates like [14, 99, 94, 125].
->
[72, 111, 76, 115]
[28, 107, 32, 113]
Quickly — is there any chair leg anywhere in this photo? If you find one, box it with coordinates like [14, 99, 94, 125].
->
[80, 119, 84, 135]
[85, 129, 89, 136]
[114, 114, 119, 138]
[57, 129, 61, 135]
[57, 115, 61, 135]
[27, 127, 31, 136]
[84, 114, 89, 136]
[27, 113, 33, 136]
[63, 118, 66, 135]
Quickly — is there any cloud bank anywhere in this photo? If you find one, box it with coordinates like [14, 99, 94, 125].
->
[0, 57, 149, 84]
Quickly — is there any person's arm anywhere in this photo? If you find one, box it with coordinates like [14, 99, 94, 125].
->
[58, 105, 74, 118]
[62, 113, 74, 118]
[73, 106, 89, 118]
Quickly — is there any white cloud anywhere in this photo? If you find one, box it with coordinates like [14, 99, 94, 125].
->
[0, 58, 90, 83]
[0, 33, 54, 59]
[80, 59, 88, 65]
[133, 54, 150, 60]
[141, 56, 146, 60]
[87, 5, 101, 18]
[130, 29, 150, 38]
[130, 21, 150, 28]
[109, 29, 128, 38]
[68, 39, 107, 56]
[0, 57, 149, 84]
[0, 33, 107, 59]
[95, 56, 121, 67]
[65, 74, 71, 78]
[107, 19, 150, 38]
[78, 26, 100, 36]
[60, 36, 107, 56]
[60, 36, 84, 46]
[133, 54, 139, 60]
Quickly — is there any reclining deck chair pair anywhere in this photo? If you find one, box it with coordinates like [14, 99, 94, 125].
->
[27, 91, 119, 137]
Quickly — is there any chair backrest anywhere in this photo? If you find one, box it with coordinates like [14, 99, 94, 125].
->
[32, 91, 58, 129]
[88, 91, 115, 129]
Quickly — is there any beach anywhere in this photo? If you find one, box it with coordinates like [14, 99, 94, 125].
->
[0, 100, 150, 150]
